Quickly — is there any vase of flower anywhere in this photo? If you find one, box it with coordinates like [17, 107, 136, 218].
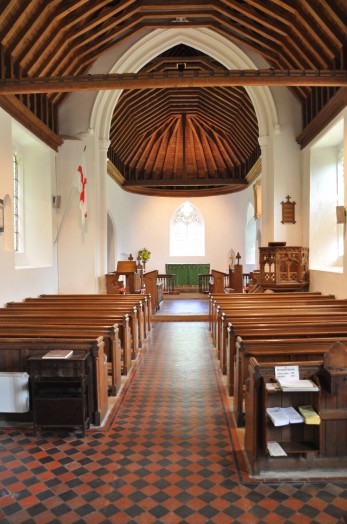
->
[138, 247, 151, 270]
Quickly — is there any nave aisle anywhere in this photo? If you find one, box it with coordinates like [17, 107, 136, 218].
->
[0, 320, 346, 523]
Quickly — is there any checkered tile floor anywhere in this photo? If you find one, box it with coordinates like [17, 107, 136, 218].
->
[0, 321, 346, 523]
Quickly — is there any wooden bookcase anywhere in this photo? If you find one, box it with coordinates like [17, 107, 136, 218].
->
[244, 348, 347, 476]
[27, 352, 91, 436]
[263, 382, 320, 458]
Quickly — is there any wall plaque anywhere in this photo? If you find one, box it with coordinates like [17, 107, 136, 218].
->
[281, 195, 296, 224]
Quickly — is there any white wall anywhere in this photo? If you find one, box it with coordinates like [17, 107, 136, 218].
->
[0, 109, 59, 307]
[271, 87, 303, 245]
[106, 177, 256, 275]
[55, 137, 100, 293]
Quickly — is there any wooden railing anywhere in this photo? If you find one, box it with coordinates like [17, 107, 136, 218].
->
[199, 271, 250, 294]
[157, 270, 250, 294]
[198, 274, 212, 293]
[243, 273, 250, 288]
[157, 274, 176, 293]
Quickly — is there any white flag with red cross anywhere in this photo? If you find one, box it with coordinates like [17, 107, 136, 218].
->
[77, 150, 87, 224]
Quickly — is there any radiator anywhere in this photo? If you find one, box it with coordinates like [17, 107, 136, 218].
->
[0, 372, 30, 413]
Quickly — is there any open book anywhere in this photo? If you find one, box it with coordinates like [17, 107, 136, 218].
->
[42, 350, 73, 359]
[277, 378, 319, 392]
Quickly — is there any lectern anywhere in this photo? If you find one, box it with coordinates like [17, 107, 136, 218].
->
[106, 261, 143, 294]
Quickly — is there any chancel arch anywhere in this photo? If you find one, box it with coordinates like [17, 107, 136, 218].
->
[91, 28, 278, 144]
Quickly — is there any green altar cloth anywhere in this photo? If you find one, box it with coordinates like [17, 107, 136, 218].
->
[165, 264, 210, 286]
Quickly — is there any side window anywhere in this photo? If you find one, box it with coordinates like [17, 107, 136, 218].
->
[337, 147, 344, 259]
[170, 201, 205, 256]
[12, 121, 53, 268]
[310, 118, 344, 271]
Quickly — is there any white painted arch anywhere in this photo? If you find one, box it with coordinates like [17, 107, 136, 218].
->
[90, 27, 279, 142]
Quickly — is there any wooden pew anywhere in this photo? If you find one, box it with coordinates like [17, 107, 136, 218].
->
[0, 336, 108, 426]
[226, 319, 347, 396]
[216, 306, 347, 375]
[233, 334, 347, 426]
[0, 320, 124, 395]
[208, 291, 328, 326]
[143, 270, 159, 313]
[209, 291, 332, 325]
[210, 296, 345, 345]
[209, 293, 336, 343]
[37, 293, 152, 340]
[211, 269, 227, 293]
[0, 310, 132, 381]
[4, 303, 139, 364]
[0, 295, 149, 430]
[36, 296, 149, 351]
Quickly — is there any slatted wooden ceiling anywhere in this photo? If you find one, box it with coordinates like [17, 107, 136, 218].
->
[0, 0, 346, 196]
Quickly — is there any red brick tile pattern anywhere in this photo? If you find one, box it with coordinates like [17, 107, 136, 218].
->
[0, 321, 346, 523]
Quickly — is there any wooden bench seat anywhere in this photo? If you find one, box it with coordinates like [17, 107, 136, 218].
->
[0, 309, 133, 376]
[0, 321, 124, 395]
[209, 295, 341, 343]
[39, 293, 151, 327]
[0, 312, 132, 376]
[209, 294, 347, 385]
[5, 302, 141, 354]
[35, 294, 151, 339]
[13, 293, 149, 334]
[0, 294, 152, 431]
[217, 308, 347, 375]
[225, 319, 347, 395]
[3, 304, 139, 361]
[208, 291, 330, 324]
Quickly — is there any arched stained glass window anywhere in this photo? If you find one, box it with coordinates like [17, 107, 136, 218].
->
[170, 201, 205, 256]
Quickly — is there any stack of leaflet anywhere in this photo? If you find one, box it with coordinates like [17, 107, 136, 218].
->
[298, 404, 321, 425]
[277, 378, 319, 392]
[266, 406, 304, 426]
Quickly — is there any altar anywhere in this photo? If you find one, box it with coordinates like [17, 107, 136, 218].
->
[165, 264, 210, 288]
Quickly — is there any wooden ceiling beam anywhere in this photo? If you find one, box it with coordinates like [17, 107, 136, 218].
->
[120, 184, 249, 197]
[220, 0, 291, 34]
[301, 0, 345, 49]
[244, 0, 296, 24]
[0, 70, 345, 94]
[122, 177, 247, 187]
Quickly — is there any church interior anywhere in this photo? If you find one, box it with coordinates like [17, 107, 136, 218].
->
[0, 1, 346, 522]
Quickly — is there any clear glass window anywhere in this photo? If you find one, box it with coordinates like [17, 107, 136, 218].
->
[170, 201, 205, 256]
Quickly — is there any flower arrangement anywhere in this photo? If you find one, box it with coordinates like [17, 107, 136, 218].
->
[138, 247, 151, 262]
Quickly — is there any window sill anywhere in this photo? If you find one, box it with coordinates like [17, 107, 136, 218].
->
[310, 267, 343, 274]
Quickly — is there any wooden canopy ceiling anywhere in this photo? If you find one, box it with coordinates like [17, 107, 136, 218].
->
[0, 0, 346, 196]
